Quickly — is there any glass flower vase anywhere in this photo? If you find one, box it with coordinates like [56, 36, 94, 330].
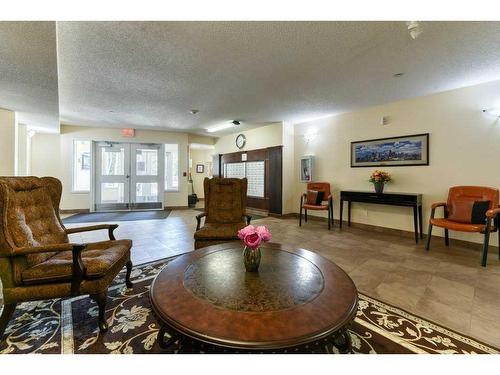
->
[243, 246, 261, 272]
[374, 181, 384, 194]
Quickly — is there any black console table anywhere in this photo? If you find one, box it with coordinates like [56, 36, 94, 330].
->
[339, 190, 423, 243]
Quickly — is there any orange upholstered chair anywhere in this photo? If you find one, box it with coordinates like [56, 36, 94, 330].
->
[426, 186, 500, 267]
[299, 182, 334, 230]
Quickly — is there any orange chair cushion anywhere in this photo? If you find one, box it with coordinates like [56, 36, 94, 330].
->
[306, 190, 325, 205]
[303, 203, 329, 211]
[429, 218, 492, 233]
[447, 198, 488, 223]
[306, 182, 331, 199]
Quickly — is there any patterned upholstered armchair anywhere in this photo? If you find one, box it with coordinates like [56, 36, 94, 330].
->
[0, 177, 133, 339]
[193, 178, 252, 250]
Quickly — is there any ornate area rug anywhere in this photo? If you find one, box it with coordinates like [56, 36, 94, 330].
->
[1, 258, 498, 354]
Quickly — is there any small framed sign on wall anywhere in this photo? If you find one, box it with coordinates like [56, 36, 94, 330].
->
[196, 164, 204, 173]
[300, 156, 314, 182]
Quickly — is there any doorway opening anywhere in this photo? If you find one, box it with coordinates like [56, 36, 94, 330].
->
[93, 142, 164, 211]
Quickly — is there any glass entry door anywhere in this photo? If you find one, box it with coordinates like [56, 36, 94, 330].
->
[94, 142, 164, 211]
[130, 143, 164, 210]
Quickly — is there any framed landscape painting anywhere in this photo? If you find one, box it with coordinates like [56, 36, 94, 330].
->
[351, 133, 429, 167]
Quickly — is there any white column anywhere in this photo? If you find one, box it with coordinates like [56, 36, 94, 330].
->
[15, 123, 29, 176]
[0, 108, 16, 176]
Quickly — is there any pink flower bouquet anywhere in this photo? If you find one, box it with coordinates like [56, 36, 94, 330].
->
[237, 225, 272, 249]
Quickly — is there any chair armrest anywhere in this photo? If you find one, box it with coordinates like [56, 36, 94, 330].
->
[196, 212, 207, 231]
[244, 215, 252, 225]
[66, 224, 119, 240]
[12, 243, 74, 256]
[431, 202, 447, 209]
[486, 207, 500, 218]
[9, 243, 86, 295]
[430, 202, 447, 219]
[71, 244, 87, 295]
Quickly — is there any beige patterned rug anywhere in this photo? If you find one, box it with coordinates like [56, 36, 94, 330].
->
[1, 257, 498, 354]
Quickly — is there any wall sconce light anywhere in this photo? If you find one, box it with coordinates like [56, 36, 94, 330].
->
[303, 131, 318, 143]
[483, 108, 500, 117]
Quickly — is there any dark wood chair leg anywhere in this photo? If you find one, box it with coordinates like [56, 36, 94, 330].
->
[328, 206, 331, 230]
[444, 229, 449, 246]
[125, 260, 133, 288]
[0, 303, 17, 339]
[481, 219, 492, 267]
[330, 199, 335, 227]
[305, 210, 308, 223]
[299, 205, 303, 226]
[425, 224, 433, 250]
[90, 291, 109, 332]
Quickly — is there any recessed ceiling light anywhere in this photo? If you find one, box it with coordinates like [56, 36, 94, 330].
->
[483, 108, 500, 117]
[190, 109, 199, 114]
[393, 73, 405, 78]
[407, 21, 423, 40]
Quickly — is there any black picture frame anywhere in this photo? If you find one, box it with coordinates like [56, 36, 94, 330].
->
[196, 164, 204, 173]
[350, 133, 429, 167]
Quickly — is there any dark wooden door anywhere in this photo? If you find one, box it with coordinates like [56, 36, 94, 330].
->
[268, 146, 282, 215]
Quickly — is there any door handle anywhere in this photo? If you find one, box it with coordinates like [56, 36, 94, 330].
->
[126, 175, 130, 178]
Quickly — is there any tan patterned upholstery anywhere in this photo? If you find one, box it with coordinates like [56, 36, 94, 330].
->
[0, 176, 133, 336]
[21, 239, 132, 285]
[194, 178, 250, 249]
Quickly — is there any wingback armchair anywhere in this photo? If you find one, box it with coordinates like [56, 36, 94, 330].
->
[426, 186, 500, 267]
[0, 177, 133, 339]
[300, 182, 334, 229]
[194, 177, 251, 250]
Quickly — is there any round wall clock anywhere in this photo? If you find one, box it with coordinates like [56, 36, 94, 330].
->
[235, 134, 246, 149]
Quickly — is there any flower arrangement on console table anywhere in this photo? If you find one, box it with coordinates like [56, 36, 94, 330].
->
[369, 170, 392, 194]
[237, 225, 272, 272]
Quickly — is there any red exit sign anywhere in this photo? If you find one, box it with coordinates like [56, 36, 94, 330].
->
[121, 128, 135, 137]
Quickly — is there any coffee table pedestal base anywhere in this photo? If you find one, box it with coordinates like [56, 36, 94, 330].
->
[156, 322, 354, 354]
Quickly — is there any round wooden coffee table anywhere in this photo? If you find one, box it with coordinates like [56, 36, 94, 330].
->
[150, 243, 358, 353]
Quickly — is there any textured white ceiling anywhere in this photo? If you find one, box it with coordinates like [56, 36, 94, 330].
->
[0, 22, 59, 132]
[5, 22, 500, 135]
[56, 21, 500, 135]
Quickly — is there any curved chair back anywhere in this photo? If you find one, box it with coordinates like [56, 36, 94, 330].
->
[306, 182, 331, 200]
[447, 186, 499, 223]
[204, 177, 248, 224]
[0, 177, 68, 261]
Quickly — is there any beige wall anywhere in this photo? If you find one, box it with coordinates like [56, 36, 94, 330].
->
[189, 148, 214, 198]
[214, 122, 283, 154]
[15, 123, 29, 176]
[31, 132, 61, 179]
[31, 124, 190, 210]
[188, 134, 216, 145]
[0, 108, 16, 176]
[282, 122, 295, 214]
[293, 79, 500, 244]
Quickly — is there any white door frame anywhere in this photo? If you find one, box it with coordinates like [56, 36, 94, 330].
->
[129, 142, 164, 210]
[91, 141, 164, 212]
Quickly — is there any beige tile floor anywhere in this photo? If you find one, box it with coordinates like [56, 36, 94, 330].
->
[7, 207, 500, 348]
